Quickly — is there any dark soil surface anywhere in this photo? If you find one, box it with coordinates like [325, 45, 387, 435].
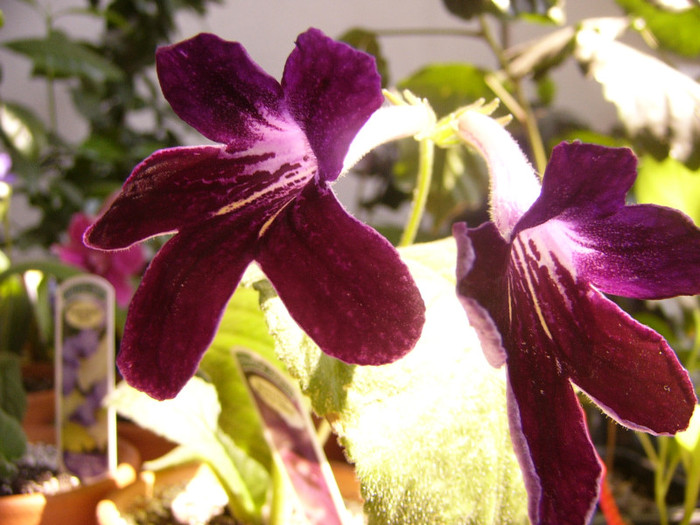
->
[0, 443, 79, 496]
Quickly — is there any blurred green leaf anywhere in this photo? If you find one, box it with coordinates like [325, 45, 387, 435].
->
[398, 63, 497, 118]
[339, 28, 390, 87]
[0, 408, 27, 477]
[257, 238, 528, 524]
[616, 0, 700, 56]
[0, 272, 34, 356]
[634, 154, 700, 225]
[200, 285, 279, 471]
[0, 102, 49, 159]
[442, 0, 564, 22]
[575, 22, 700, 167]
[3, 30, 124, 83]
[0, 352, 27, 422]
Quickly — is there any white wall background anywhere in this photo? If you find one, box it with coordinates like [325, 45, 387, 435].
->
[0, 0, 622, 246]
[0, 0, 622, 137]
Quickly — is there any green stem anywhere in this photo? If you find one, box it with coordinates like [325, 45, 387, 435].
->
[681, 468, 700, 525]
[478, 15, 547, 175]
[656, 437, 671, 525]
[399, 137, 434, 247]
[372, 27, 482, 39]
[685, 308, 700, 373]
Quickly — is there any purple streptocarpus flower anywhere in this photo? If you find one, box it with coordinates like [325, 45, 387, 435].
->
[453, 111, 699, 525]
[84, 29, 425, 401]
[54, 212, 145, 307]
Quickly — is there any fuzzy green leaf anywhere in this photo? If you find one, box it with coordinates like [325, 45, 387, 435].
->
[257, 238, 528, 524]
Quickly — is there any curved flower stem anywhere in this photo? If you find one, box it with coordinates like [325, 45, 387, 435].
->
[478, 15, 547, 175]
[399, 137, 434, 247]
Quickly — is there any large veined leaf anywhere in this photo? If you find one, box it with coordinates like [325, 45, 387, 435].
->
[257, 238, 528, 524]
[615, 0, 700, 56]
[3, 30, 123, 83]
[575, 21, 700, 167]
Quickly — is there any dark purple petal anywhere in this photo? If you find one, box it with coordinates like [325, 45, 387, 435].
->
[506, 361, 602, 525]
[86, 141, 313, 250]
[156, 33, 285, 145]
[508, 225, 696, 433]
[515, 142, 700, 299]
[256, 182, 425, 365]
[282, 28, 383, 182]
[573, 204, 700, 299]
[116, 214, 263, 400]
[516, 142, 637, 234]
[562, 287, 696, 433]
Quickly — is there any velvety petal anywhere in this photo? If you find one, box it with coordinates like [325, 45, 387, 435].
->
[86, 139, 314, 250]
[453, 222, 509, 368]
[116, 213, 263, 400]
[514, 141, 700, 299]
[156, 33, 285, 146]
[282, 28, 383, 182]
[511, 225, 696, 433]
[573, 204, 700, 299]
[256, 182, 425, 365]
[506, 359, 602, 525]
[515, 142, 637, 234]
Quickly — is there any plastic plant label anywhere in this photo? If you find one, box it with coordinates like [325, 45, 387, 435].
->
[55, 274, 116, 482]
[234, 349, 347, 525]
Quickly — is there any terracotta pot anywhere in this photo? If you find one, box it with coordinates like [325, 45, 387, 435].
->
[96, 461, 224, 525]
[0, 425, 141, 525]
[22, 390, 55, 426]
[97, 459, 363, 525]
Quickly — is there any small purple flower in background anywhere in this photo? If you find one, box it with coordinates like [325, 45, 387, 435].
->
[0, 153, 15, 185]
[84, 29, 425, 401]
[69, 380, 108, 426]
[53, 212, 145, 307]
[62, 329, 100, 395]
[453, 111, 700, 525]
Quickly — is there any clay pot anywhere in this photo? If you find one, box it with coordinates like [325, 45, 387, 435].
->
[96, 461, 226, 525]
[97, 459, 363, 525]
[0, 425, 141, 525]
